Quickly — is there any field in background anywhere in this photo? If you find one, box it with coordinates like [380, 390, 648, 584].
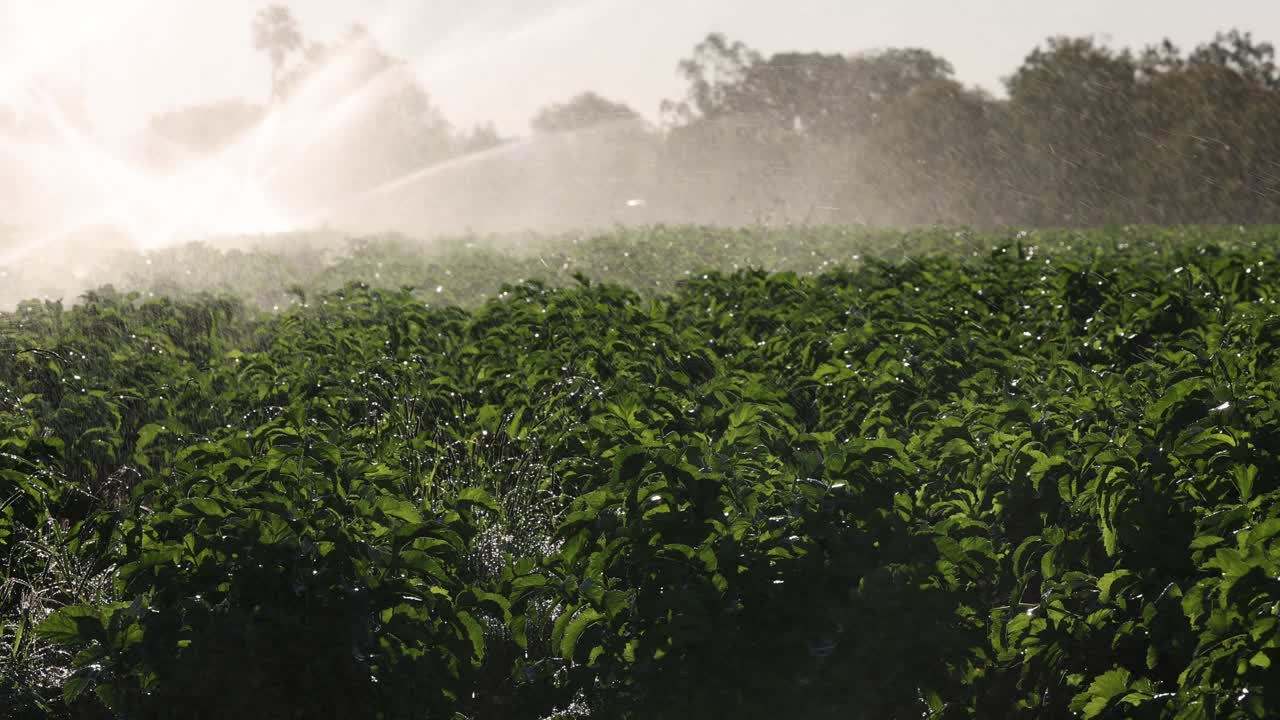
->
[2, 225, 1279, 719]
[4, 224, 1278, 310]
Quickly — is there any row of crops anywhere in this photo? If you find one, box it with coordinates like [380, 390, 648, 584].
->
[7, 225, 1263, 311]
[2, 226, 1279, 718]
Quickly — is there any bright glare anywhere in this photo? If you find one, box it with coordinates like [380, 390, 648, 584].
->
[0, 2, 291, 260]
[0, 0, 458, 263]
[0, 2, 141, 104]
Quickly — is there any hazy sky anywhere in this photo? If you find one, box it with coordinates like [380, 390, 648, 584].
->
[3, 0, 1279, 136]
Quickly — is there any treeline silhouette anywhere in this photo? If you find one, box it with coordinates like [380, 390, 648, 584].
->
[142, 11, 1280, 231]
[642, 31, 1280, 228]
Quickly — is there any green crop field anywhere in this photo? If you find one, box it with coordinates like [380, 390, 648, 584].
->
[2, 226, 1279, 719]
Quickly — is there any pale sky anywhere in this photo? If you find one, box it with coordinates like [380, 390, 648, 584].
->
[3, 0, 1279, 137]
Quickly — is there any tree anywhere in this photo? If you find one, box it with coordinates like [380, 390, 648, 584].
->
[530, 92, 642, 134]
[252, 4, 303, 104]
[149, 99, 264, 155]
[1189, 30, 1280, 89]
[730, 51, 855, 137]
[739, 48, 954, 139]
[664, 35, 953, 138]
[657, 35, 965, 225]
[858, 78, 1007, 225]
[458, 122, 505, 153]
[1189, 31, 1280, 221]
[661, 33, 762, 124]
[1127, 31, 1280, 223]
[262, 22, 459, 207]
[1003, 37, 1143, 225]
[650, 29, 1280, 227]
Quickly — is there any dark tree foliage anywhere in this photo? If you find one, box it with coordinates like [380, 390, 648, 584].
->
[531, 92, 643, 135]
[651, 29, 1280, 228]
[252, 4, 303, 104]
[132, 21, 1280, 230]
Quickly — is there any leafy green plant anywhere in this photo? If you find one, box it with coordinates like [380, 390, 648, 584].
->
[1, 225, 1278, 718]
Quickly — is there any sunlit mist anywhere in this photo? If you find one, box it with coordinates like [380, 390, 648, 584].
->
[1, 0, 1279, 306]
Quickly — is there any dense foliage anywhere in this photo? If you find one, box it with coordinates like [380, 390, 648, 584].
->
[652, 30, 1280, 228]
[2, 226, 1279, 718]
[12, 21, 1280, 241]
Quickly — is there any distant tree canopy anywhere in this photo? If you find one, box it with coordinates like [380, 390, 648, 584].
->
[530, 92, 642, 134]
[182, 14, 461, 209]
[148, 99, 263, 154]
[648, 29, 1280, 227]
[458, 122, 506, 153]
[148, 9, 1280, 229]
[666, 38, 953, 139]
[253, 4, 304, 103]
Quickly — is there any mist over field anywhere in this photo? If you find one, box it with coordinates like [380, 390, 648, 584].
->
[3, 2, 1280, 306]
